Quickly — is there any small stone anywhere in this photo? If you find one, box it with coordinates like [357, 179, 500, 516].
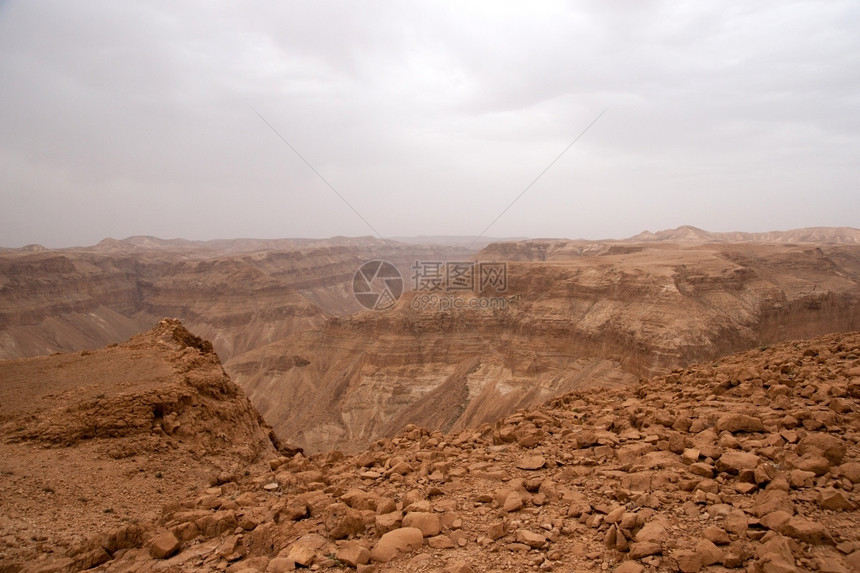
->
[682, 448, 700, 464]
[516, 455, 546, 470]
[635, 520, 668, 544]
[149, 531, 180, 559]
[789, 469, 816, 488]
[819, 488, 855, 511]
[629, 542, 662, 559]
[837, 461, 860, 484]
[780, 516, 832, 545]
[694, 539, 723, 566]
[760, 511, 792, 531]
[516, 529, 547, 549]
[336, 544, 371, 567]
[486, 521, 506, 540]
[428, 535, 455, 549]
[266, 557, 297, 573]
[287, 543, 316, 568]
[402, 512, 441, 537]
[797, 433, 847, 465]
[674, 550, 702, 573]
[723, 509, 748, 535]
[370, 527, 424, 563]
[715, 413, 764, 433]
[715, 451, 760, 474]
[324, 502, 364, 540]
[503, 491, 524, 512]
[702, 525, 730, 545]
[374, 511, 402, 535]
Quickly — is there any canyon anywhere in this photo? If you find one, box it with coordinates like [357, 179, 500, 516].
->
[1, 228, 859, 454]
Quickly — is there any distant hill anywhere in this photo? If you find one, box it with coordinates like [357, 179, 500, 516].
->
[629, 225, 860, 244]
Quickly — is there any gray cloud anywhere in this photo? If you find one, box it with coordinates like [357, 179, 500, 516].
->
[1, 0, 858, 247]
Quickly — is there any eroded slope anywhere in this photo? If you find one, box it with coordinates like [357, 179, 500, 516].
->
[0, 319, 282, 569]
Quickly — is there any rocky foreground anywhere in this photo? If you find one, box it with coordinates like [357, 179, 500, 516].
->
[4, 329, 853, 572]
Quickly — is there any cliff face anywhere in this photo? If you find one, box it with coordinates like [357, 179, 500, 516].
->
[0, 319, 281, 567]
[2, 235, 859, 456]
[0, 240, 474, 360]
[229, 243, 860, 453]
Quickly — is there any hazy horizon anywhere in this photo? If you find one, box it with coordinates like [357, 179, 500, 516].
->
[2, 1, 858, 248]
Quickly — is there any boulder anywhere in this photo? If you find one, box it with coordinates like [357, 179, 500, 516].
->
[370, 527, 424, 562]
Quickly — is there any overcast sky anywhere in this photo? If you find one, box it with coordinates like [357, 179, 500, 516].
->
[1, 1, 858, 247]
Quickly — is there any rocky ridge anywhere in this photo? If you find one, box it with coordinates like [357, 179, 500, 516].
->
[14, 329, 856, 573]
[0, 319, 285, 570]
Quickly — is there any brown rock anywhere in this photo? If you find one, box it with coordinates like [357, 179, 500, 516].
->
[751, 489, 794, 517]
[336, 544, 371, 567]
[846, 551, 860, 572]
[689, 462, 715, 478]
[370, 527, 424, 562]
[629, 542, 662, 559]
[635, 520, 668, 544]
[723, 509, 749, 535]
[149, 530, 180, 559]
[374, 511, 403, 535]
[287, 543, 316, 568]
[716, 451, 760, 474]
[819, 488, 855, 511]
[402, 512, 442, 537]
[788, 469, 816, 488]
[756, 534, 796, 571]
[674, 550, 702, 573]
[715, 413, 764, 433]
[795, 454, 832, 476]
[836, 461, 860, 484]
[486, 521, 506, 540]
[780, 516, 833, 545]
[797, 433, 847, 465]
[216, 535, 245, 561]
[428, 534, 456, 549]
[817, 554, 850, 573]
[341, 489, 379, 511]
[760, 510, 792, 531]
[503, 491, 524, 512]
[324, 503, 365, 540]
[267, 557, 297, 572]
[516, 529, 546, 548]
[695, 539, 723, 566]
[703, 525, 730, 545]
[515, 455, 546, 470]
